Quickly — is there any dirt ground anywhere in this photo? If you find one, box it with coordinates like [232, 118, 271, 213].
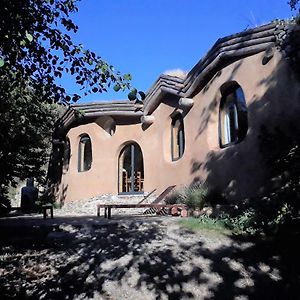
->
[0, 214, 299, 299]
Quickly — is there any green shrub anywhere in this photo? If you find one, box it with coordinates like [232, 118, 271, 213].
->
[179, 182, 209, 210]
[206, 188, 228, 206]
[165, 190, 181, 205]
[35, 191, 60, 211]
[221, 209, 258, 235]
[182, 209, 258, 236]
[180, 216, 231, 235]
[165, 182, 209, 208]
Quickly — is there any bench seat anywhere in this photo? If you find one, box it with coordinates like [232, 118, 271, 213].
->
[96, 203, 187, 219]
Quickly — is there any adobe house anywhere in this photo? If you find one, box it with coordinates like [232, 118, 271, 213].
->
[48, 21, 300, 205]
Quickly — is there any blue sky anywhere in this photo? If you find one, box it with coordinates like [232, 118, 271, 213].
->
[61, 0, 295, 102]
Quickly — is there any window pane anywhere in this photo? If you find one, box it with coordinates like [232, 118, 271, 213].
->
[83, 138, 92, 170]
[228, 104, 238, 143]
[63, 138, 70, 170]
[78, 135, 92, 172]
[171, 114, 185, 160]
[219, 84, 248, 147]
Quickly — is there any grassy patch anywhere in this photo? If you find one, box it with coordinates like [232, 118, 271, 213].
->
[180, 216, 232, 236]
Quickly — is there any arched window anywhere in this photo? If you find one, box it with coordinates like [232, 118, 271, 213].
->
[63, 138, 71, 171]
[171, 114, 185, 161]
[219, 83, 248, 148]
[78, 134, 92, 172]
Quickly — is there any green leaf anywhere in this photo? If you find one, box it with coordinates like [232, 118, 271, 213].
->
[138, 91, 146, 100]
[0, 59, 4, 67]
[25, 32, 33, 42]
[123, 73, 132, 81]
[113, 84, 121, 92]
[128, 88, 137, 101]
[101, 64, 107, 73]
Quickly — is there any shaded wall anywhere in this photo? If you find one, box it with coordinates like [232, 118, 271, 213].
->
[189, 50, 300, 202]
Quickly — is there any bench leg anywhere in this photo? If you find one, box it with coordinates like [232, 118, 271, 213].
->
[108, 207, 111, 219]
[50, 208, 54, 219]
[43, 209, 46, 219]
[97, 206, 100, 217]
[104, 208, 107, 218]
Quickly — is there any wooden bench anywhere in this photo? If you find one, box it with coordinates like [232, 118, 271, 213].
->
[96, 203, 187, 219]
[42, 204, 53, 219]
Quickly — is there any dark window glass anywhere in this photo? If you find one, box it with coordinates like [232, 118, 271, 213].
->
[78, 135, 92, 172]
[171, 114, 185, 160]
[219, 85, 248, 148]
[63, 138, 71, 171]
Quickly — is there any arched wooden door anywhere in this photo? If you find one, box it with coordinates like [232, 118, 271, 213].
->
[119, 143, 144, 194]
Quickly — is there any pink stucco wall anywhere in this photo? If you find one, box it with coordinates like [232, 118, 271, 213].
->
[54, 50, 300, 203]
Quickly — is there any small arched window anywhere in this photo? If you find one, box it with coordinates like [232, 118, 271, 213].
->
[63, 138, 71, 171]
[219, 83, 248, 148]
[171, 114, 185, 161]
[78, 134, 92, 172]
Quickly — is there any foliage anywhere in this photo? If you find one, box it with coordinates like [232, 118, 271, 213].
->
[205, 188, 228, 206]
[221, 209, 258, 235]
[219, 203, 297, 237]
[0, 0, 145, 193]
[165, 182, 209, 209]
[0, 0, 142, 103]
[0, 194, 11, 215]
[35, 192, 60, 212]
[289, 0, 300, 10]
[165, 190, 181, 205]
[180, 183, 209, 210]
[181, 212, 257, 236]
[175, 122, 300, 237]
[37, 192, 56, 206]
[180, 216, 231, 236]
[252, 125, 300, 235]
[216, 125, 300, 237]
[0, 76, 59, 193]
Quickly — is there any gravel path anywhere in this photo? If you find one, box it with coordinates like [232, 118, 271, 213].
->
[0, 216, 297, 299]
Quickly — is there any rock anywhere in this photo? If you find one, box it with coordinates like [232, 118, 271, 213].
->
[192, 209, 201, 218]
[201, 207, 213, 217]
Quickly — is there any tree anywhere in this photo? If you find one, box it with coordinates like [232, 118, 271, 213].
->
[0, 76, 59, 193]
[289, 0, 300, 10]
[0, 0, 140, 103]
[0, 0, 144, 194]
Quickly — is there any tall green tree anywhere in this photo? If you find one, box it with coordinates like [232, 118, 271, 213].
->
[0, 76, 59, 193]
[0, 0, 143, 193]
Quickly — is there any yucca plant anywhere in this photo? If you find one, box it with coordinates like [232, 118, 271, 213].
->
[180, 182, 209, 210]
[165, 190, 181, 204]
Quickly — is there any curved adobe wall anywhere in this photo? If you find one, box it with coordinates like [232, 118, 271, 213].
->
[185, 50, 300, 202]
[56, 49, 300, 203]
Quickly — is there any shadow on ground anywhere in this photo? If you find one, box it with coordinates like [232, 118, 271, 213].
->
[0, 216, 299, 299]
